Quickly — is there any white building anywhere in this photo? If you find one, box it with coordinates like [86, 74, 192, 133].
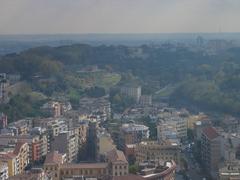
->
[120, 86, 141, 103]
[157, 123, 179, 144]
[121, 123, 149, 144]
[158, 117, 187, 142]
[0, 163, 8, 180]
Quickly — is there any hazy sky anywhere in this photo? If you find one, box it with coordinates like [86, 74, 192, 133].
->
[0, 0, 240, 34]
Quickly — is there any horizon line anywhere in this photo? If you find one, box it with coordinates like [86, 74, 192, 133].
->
[1, 32, 240, 36]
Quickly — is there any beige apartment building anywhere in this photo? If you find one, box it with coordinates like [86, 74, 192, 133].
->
[136, 141, 180, 164]
[107, 149, 129, 177]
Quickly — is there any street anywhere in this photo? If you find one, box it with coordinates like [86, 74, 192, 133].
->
[176, 144, 206, 180]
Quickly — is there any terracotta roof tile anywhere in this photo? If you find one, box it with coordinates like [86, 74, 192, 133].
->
[107, 149, 127, 163]
[202, 127, 219, 140]
[44, 151, 63, 164]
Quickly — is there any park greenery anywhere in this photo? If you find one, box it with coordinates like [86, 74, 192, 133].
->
[1, 44, 240, 120]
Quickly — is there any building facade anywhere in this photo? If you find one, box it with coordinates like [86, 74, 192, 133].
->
[120, 86, 141, 103]
[121, 123, 149, 145]
[136, 141, 180, 165]
[201, 127, 221, 178]
[107, 149, 129, 177]
[51, 130, 78, 163]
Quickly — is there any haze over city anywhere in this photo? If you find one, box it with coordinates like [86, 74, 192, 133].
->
[1, 0, 240, 34]
[2, 1, 240, 180]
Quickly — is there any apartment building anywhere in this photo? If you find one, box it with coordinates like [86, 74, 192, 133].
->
[107, 149, 129, 177]
[79, 96, 111, 121]
[187, 113, 208, 129]
[13, 142, 29, 175]
[139, 95, 152, 106]
[157, 122, 178, 144]
[97, 130, 116, 161]
[0, 142, 29, 177]
[121, 123, 149, 145]
[201, 127, 221, 178]
[9, 168, 50, 180]
[219, 161, 240, 180]
[51, 130, 78, 163]
[70, 122, 88, 150]
[0, 74, 9, 104]
[0, 153, 17, 177]
[0, 133, 48, 163]
[136, 141, 180, 164]
[8, 118, 33, 136]
[41, 101, 62, 117]
[0, 162, 8, 180]
[120, 86, 142, 103]
[158, 118, 187, 142]
[43, 151, 66, 180]
[0, 113, 8, 129]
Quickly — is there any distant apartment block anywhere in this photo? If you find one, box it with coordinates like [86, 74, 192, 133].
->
[139, 95, 152, 106]
[51, 130, 78, 163]
[8, 118, 33, 136]
[120, 86, 141, 103]
[97, 130, 116, 161]
[0, 113, 8, 129]
[121, 123, 149, 145]
[0, 75, 9, 104]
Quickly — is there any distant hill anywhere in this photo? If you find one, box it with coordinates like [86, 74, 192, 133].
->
[1, 43, 240, 115]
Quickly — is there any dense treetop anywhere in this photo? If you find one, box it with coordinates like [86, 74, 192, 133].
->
[1, 44, 240, 116]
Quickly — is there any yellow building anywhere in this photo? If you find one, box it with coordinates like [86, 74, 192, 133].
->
[13, 142, 29, 175]
[0, 153, 17, 177]
[44, 151, 108, 180]
[97, 131, 116, 159]
[43, 151, 66, 180]
[187, 113, 208, 129]
[0, 142, 29, 177]
[60, 163, 109, 179]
